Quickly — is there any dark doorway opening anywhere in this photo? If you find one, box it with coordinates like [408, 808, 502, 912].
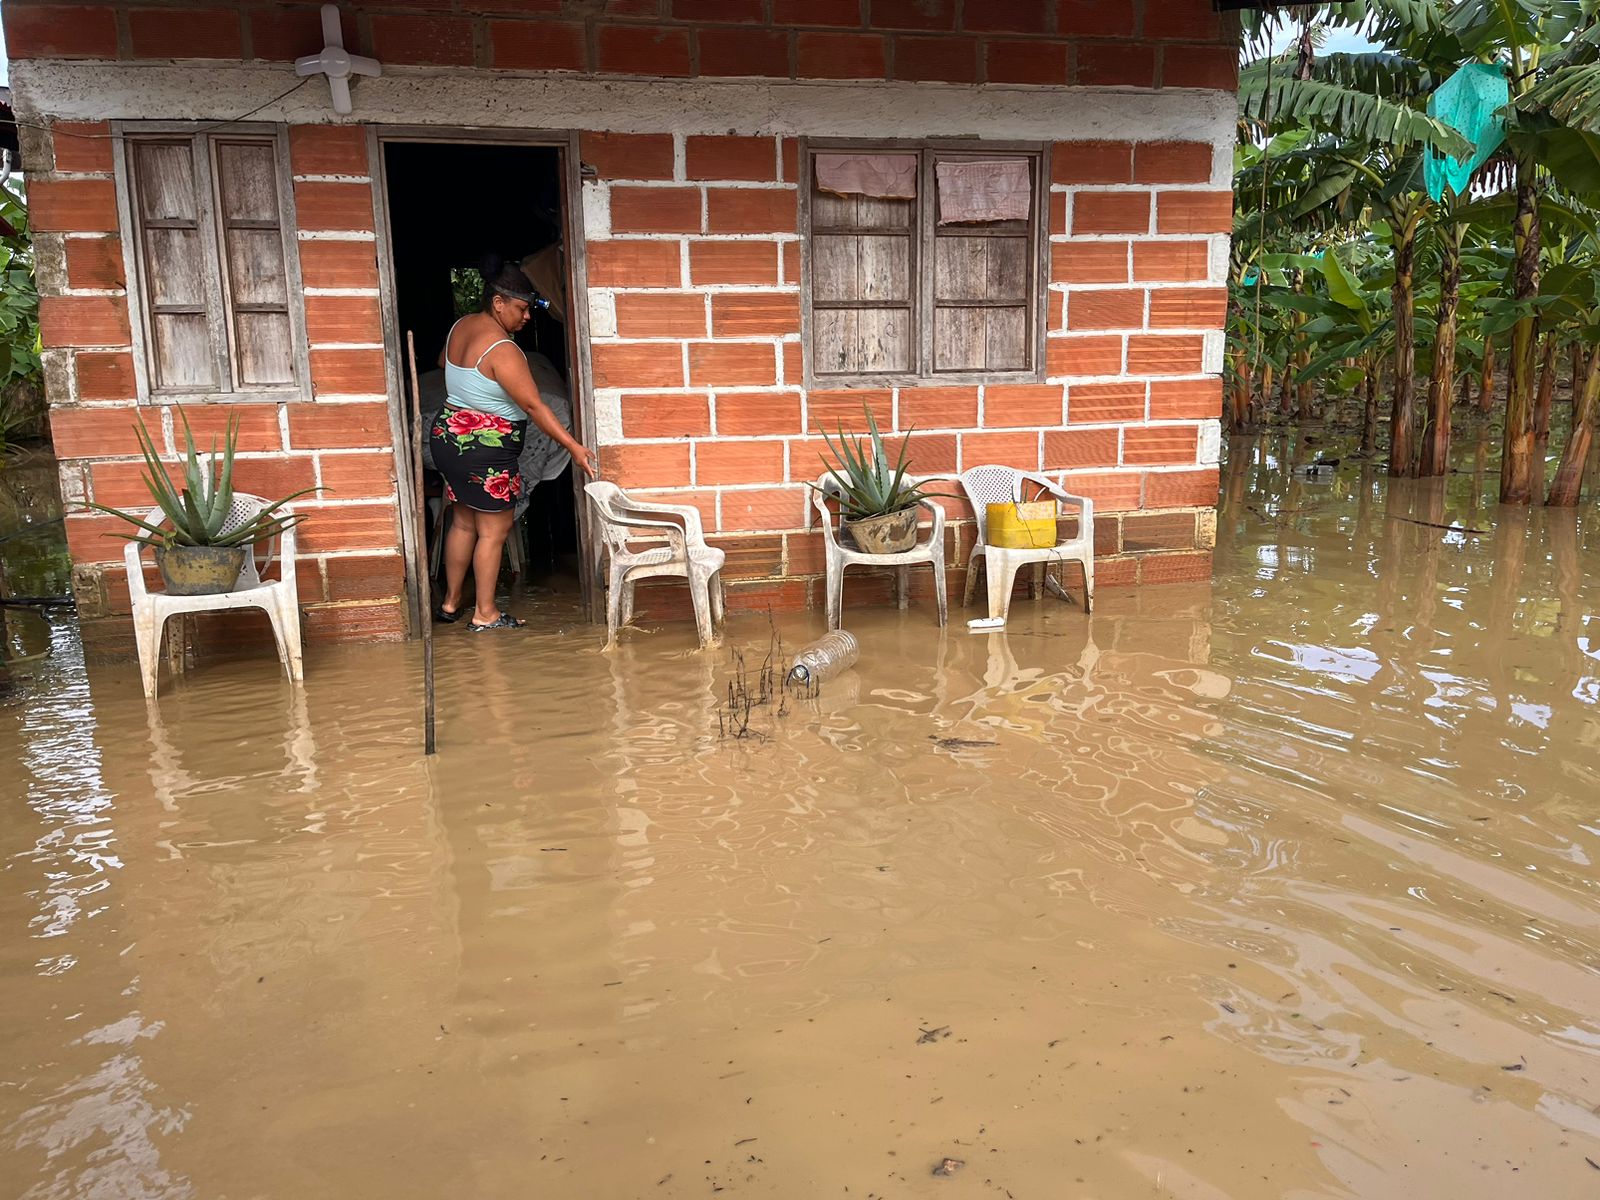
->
[380, 139, 582, 607]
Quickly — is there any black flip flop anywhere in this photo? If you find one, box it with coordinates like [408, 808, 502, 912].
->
[433, 605, 462, 624]
[467, 613, 525, 632]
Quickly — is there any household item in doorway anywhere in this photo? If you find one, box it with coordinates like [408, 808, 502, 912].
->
[958, 465, 1094, 623]
[808, 473, 948, 631]
[786, 630, 859, 687]
[585, 482, 726, 649]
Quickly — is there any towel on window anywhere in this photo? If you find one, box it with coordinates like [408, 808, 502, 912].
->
[936, 159, 1032, 224]
[815, 153, 918, 199]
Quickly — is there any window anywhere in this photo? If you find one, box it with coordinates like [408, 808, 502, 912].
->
[804, 143, 1046, 386]
[121, 128, 303, 398]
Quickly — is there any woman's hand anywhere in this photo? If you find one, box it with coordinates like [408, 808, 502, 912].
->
[570, 443, 598, 478]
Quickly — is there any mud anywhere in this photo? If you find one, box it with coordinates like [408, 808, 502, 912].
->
[2, 430, 1598, 1198]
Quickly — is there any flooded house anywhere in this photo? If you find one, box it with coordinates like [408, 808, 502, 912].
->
[4, 0, 1245, 647]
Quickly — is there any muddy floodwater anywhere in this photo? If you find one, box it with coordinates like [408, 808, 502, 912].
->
[2, 434, 1599, 1198]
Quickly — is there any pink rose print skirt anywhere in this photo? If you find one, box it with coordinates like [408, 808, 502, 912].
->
[429, 403, 527, 512]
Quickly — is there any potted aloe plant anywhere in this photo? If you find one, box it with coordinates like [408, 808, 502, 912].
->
[86, 413, 315, 596]
[815, 407, 934, 555]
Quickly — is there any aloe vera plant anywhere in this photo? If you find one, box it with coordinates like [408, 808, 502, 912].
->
[814, 407, 930, 521]
[85, 412, 316, 549]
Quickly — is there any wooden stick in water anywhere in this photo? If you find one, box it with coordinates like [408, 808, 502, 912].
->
[406, 330, 437, 755]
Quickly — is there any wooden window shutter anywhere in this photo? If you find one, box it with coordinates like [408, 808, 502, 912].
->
[128, 139, 219, 391]
[212, 137, 295, 388]
[930, 153, 1035, 374]
[809, 178, 916, 378]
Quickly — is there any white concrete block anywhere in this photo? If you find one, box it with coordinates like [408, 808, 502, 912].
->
[1198, 418, 1221, 466]
[588, 289, 617, 338]
[582, 181, 610, 241]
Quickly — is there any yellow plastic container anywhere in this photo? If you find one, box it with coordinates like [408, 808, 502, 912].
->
[986, 500, 1056, 549]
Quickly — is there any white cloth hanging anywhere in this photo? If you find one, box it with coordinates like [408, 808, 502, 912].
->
[815, 153, 918, 199]
[936, 159, 1032, 224]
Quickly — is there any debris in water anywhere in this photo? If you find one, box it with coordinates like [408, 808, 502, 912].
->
[1219, 1002, 1236, 1014]
[928, 735, 999, 750]
[932, 1158, 964, 1177]
[917, 1025, 952, 1045]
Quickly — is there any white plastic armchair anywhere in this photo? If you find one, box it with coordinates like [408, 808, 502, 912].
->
[806, 474, 948, 631]
[125, 493, 304, 699]
[584, 482, 726, 648]
[958, 464, 1094, 622]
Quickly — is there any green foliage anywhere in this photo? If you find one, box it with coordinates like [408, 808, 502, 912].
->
[0, 178, 42, 453]
[83, 412, 318, 549]
[813, 407, 929, 521]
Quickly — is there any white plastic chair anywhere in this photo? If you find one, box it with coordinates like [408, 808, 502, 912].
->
[807, 473, 948, 631]
[584, 481, 726, 648]
[126, 494, 304, 699]
[958, 465, 1094, 622]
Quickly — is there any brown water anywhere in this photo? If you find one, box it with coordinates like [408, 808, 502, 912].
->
[2, 432, 1599, 1199]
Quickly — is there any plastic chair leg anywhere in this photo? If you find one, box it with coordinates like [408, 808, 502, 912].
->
[1081, 552, 1095, 615]
[269, 592, 305, 682]
[986, 556, 1021, 623]
[709, 571, 726, 625]
[932, 556, 948, 627]
[687, 572, 715, 649]
[962, 549, 984, 607]
[134, 606, 166, 700]
[604, 567, 624, 649]
[620, 577, 637, 626]
[895, 566, 910, 610]
[824, 560, 843, 631]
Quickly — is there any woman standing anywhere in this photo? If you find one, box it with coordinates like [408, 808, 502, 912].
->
[430, 257, 595, 630]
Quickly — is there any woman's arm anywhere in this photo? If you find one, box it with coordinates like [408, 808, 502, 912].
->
[483, 344, 597, 477]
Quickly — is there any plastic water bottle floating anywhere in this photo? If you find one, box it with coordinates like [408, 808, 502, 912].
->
[786, 630, 859, 688]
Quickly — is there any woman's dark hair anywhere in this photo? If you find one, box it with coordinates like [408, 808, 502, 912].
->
[479, 254, 537, 311]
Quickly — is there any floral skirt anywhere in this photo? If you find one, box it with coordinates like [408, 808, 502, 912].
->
[429, 403, 527, 512]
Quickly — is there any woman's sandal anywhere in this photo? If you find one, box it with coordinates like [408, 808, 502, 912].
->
[467, 613, 525, 632]
[433, 605, 462, 624]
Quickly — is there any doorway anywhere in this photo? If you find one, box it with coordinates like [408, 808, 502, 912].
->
[378, 136, 587, 621]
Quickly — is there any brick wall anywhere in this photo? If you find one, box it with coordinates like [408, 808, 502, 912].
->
[30, 120, 409, 642]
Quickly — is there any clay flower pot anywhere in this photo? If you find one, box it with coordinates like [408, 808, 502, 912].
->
[844, 506, 919, 554]
[155, 544, 247, 596]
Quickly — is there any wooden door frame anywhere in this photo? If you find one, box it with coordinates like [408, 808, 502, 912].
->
[371, 127, 599, 633]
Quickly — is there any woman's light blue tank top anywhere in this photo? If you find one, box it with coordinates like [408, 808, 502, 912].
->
[444, 321, 526, 423]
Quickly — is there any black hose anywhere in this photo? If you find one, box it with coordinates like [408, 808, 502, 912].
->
[0, 597, 74, 609]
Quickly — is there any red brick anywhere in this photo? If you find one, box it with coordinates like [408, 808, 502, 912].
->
[592, 342, 687, 389]
[1059, 470, 1141, 511]
[1123, 425, 1199, 465]
[698, 27, 791, 78]
[711, 534, 784, 579]
[1122, 511, 1198, 553]
[782, 242, 801, 285]
[176, 405, 284, 453]
[490, 20, 587, 71]
[1148, 286, 1227, 329]
[292, 181, 375, 232]
[985, 39, 1069, 85]
[1068, 289, 1145, 331]
[128, 8, 241, 58]
[686, 136, 779, 182]
[579, 133, 676, 181]
[2, 5, 118, 59]
[75, 351, 136, 401]
[963, 0, 1048, 33]
[1157, 191, 1233, 234]
[1163, 44, 1238, 91]
[1134, 141, 1214, 185]
[1068, 382, 1144, 423]
[620, 392, 712, 438]
[464, 0, 563, 11]
[293, 503, 399, 553]
[809, 388, 892, 433]
[49, 406, 161, 458]
[302, 600, 406, 641]
[91, 455, 317, 509]
[287, 402, 392, 450]
[1134, 240, 1211, 282]
[250, 6, 354, 62]
[1057, 0, 1135, 37]
[1139, 550, 1213, 584]
[1048, 334, 1122, 377]
[1095, 556, 1137, 584]
[872, 0, 956, 29]
[613, 292, 708, 338]
[65, 513, 131, 561]
[904, 432, 957, 474]
[27, 179, 118, 232]
[324, 554, 406, 602]
[720, 486, 806, 532]
[690, 241, 781, 286]
[1072, 192, 1151, 235]
[1050, 191, 1067, 234]
[39, 295, 129, 347]
[984, 384, 1063, 428]
[773, 0, 863, 24]
[1144, 2, 1223, 40]
[1144, 468, 1219, 508]
[51, 122, 113, 173]
[706, 188, 798, 234]
[370, 14, 474, 66]
[1051, 141, 1133, 185]
[605, 0, 663, 13]
[1044, 427, 1119, 469]
[797, 32, 886, 79]
[711, 293, 800, 337]
[715, 389, 798, 433]
[900, 386, 978, 429]
[310, 348, 387, 395]
[960, 430, 1039, 470]
[1149, 377, 1222, 420]
[598, 25, 692, 76]
[673, 0, 762, 18]
[1078, 42, 1155, 86]
[306, 296, 383, 345]
[603, 441, 692, 488]
[1052, 240, 1129, 284]
[782, 340, 804, 384]
[64, 237, 125, 289]
[587, 241, 682, 288]
[298, 240, 379, 289]
[1128, 334, 1205, 375]
[696, 439, 785, 485]
[289, 126, 370, 177]
[893, 35, 978, 83]
[318, 452, 397, 499]
[610, 186, 703, 234]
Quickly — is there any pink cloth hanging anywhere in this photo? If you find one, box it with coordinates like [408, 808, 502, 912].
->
[935, 159, 1032, 224]
[815, 153, 918, 199]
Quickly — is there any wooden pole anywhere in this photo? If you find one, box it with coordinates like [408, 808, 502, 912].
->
[405, 331, 437, 755]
